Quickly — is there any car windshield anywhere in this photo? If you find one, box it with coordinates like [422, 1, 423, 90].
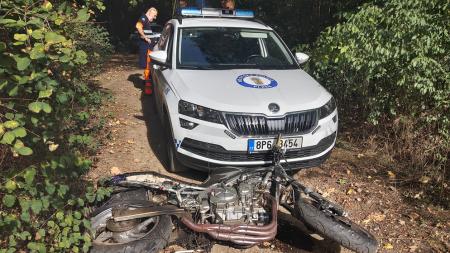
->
[177, 27, 297, 70]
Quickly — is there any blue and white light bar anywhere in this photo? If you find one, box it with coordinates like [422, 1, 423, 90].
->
[180, 8, 255, 19]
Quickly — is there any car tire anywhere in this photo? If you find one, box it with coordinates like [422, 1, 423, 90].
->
[90, 189, 172, 253]
[163, 114, 187, 173]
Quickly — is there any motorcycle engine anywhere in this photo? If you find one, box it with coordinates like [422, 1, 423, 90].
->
[207, 181, 267, 224]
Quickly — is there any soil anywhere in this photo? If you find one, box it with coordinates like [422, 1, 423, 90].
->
[87, 54, 449, 253]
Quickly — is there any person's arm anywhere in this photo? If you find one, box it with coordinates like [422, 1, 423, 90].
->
[136, 21, 150, 43]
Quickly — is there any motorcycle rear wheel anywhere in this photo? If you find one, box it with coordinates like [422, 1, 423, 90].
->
[295, 197, 378, 253]
[90, 189, 172, 253]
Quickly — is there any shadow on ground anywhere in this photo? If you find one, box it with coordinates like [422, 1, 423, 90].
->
[136, 83, 208, 182]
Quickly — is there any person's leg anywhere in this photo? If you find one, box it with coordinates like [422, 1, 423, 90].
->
[138, 40, 149, 69]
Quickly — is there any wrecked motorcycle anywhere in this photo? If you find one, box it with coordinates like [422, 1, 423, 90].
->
[89, 135, 378, 253]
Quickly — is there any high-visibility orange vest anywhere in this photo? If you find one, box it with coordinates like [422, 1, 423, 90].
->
[144, 49, 152, 95]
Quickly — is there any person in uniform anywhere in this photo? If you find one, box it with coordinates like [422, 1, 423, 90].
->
[221, 0, 235, 10]
[136, 7, 158, 69]
[179, 0, 188, 8]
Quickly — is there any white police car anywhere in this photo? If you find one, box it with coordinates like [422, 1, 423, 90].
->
[150, 8, 338, 172]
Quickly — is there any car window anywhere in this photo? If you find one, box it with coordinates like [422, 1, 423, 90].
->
[157, 24, 173, 51]
[177, 27, 296, 70]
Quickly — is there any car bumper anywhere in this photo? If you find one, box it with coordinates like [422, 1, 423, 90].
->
[171, 110, 338, 171]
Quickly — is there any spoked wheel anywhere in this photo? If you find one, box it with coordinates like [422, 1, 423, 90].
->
[90, 191, 172, 253]
[294, 196, 379, 253]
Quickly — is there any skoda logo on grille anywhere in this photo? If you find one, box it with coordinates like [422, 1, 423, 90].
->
[268, 103, 280, 113]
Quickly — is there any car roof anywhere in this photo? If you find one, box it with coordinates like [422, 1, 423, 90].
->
[175, 18, 271, 30]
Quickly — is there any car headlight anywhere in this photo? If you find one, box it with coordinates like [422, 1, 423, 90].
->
[178, 100, 224, 124]
[319, 97, 337, 119]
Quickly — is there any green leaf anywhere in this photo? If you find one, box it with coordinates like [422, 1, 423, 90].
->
[74, 50, 88, 64]
[12, 127, 27, 138]
[0, 80, 7, 90]
[20, 212, 30, 222]
[31, 30, 44, 40]
[31, 199, 43, 214]
[45, 32, 65, 44]
[17, 147, 33, 156]
[0, 42, 6, 52]
[43, 1, 53, 10]
[0, 19, 16, 25]
[0, 124, 4, 137]
[8, 85, 19, 96]
[41, 102, 52, 113]
[1, 131, 15, 144]
[45, 181, 56, 195]
[56, 211, 64, 220]
[57, 93, 69, 104]
[17, 231, 31, 240]
[39, 89, 53, 98]
[23, 167, 36, 185]
[29, 44, 45, 59]
[4, 120, 19, 129]
[28, 102, 42, 113]
[14, 56, 31, 71]
[5, 180, 17, 192]
[19, 198, 31, 211]
[2, 195, 16, 207]
[14, 34, 28, 41]
[76, 8, 90, 22]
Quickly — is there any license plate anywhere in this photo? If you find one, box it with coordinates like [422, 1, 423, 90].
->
[248, 137, 303, 153]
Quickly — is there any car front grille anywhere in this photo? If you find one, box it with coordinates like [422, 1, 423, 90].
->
[224, 110, 318, 137]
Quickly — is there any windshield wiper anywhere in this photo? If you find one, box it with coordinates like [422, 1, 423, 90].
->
[179, 65, 215, 70]
[257, 65, 297, 70]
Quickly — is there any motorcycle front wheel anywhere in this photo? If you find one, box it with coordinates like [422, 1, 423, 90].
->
[90, 190, 172, 253]
[295, 197, 378, 253]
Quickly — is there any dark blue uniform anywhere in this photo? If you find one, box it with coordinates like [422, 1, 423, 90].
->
[137, 14, 157, 68]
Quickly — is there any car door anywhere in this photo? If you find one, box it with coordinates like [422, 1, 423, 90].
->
[152, 23, 174, 119]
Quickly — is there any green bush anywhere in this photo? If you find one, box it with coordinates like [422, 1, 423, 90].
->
[306, 0, 449, 198]
[0, 0, 112, 251]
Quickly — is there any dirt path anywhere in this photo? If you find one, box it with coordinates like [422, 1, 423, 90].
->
[88, 55, 449, 253]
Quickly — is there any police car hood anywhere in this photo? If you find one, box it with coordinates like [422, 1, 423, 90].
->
[172, 69, 331, 115]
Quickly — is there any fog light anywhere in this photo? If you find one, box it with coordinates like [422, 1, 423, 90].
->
[180, 118, 198, 130]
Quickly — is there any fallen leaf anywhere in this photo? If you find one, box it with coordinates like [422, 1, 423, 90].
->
[419, 176, 430, 184]
[127, 140, 135, 144]
[413, 191, 423, 199]
[409, 245, 418, 252]
[399, 219, 405, 225]
[346, 188, 354, 195]
[384, 243, 394, 249]
[357, 153, 365, 158]
[337, 178, 347, 185]
[387, 171, 396, 180]
[48, 143, 59, 152]
[110, 167, 121, 175]
[322, 187, 335, 198]
[363, 212, 386, 224]
[35, 232, 41, 241]
[407, 212, 420, 221]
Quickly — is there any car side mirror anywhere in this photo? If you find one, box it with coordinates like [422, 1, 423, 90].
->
[150, 50, 169, 67]
[295, 52, 310, 64]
